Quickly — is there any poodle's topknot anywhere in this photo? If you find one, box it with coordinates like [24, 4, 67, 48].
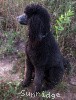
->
[24, 4, 50, 20]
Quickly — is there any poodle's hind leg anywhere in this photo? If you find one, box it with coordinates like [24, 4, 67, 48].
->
[42, 66, 64, 91]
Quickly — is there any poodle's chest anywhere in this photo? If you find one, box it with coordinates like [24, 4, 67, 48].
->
[26, 44, 48, 66]
[27, 44, 43, 59]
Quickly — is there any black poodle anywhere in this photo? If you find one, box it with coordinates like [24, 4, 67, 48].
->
[17, 4, 70, 93]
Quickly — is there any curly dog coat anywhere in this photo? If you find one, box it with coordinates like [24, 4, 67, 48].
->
[17, 4, 69, 93]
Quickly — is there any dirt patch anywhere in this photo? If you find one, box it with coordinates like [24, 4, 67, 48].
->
[0, 59, 21, 83]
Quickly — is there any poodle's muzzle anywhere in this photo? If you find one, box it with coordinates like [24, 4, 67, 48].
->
[17, 14, 28, 25]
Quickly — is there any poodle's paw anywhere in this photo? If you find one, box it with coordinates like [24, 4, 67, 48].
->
[33, 86, 42, 94]
[21, 80, 31, 87]
[42, 82, 55, 91]
[42, 83, 49, 91]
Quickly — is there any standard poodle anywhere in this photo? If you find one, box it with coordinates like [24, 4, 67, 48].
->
[17, 4, 70, 93]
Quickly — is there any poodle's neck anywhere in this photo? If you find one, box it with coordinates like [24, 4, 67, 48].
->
[28, 31, 50, 42]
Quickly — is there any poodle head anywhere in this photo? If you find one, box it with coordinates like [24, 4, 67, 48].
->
[17, 4, 51, 41]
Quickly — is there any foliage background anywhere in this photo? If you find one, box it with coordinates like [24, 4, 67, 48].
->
[0, 0, 76, 57]
[0, 0, 76, 100]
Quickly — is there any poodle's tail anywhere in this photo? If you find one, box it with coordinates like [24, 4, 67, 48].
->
[63, 57, 71, 75]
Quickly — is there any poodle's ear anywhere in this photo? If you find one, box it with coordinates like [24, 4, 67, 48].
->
[28, 15, 44, 40]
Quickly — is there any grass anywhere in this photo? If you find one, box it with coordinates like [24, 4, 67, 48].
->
[0, 81, 69, 100]
[55, 81, 68, 93]
[0, 81, 18, 100]
[0, 31, 26, 59]
[0, 81, 30, 100]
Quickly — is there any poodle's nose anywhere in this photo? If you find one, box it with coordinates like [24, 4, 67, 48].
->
[16, 14, 28, 25]
[16, 14, 25, 21]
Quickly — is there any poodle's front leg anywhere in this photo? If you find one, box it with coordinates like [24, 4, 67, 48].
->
[22, 58, 34, 87]
[34, 67, 44, 93]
